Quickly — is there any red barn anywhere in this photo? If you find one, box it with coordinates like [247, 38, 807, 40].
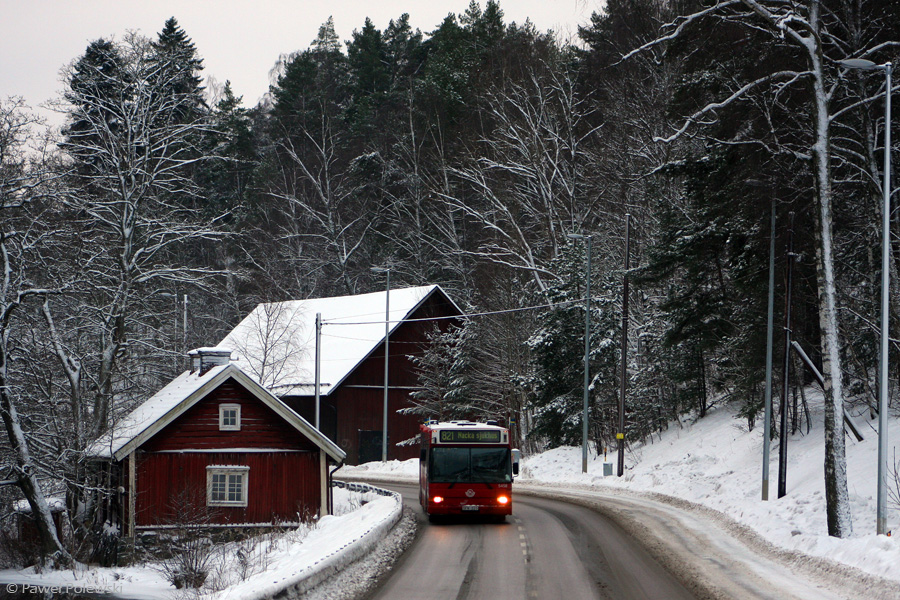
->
[88, 349, 345, 536]
[219, 285, 464, 464]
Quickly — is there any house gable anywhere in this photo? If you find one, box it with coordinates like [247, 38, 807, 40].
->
[280, 287, 464, 463]
[140, 379, 320, 453]
[90, 364, 345, 463]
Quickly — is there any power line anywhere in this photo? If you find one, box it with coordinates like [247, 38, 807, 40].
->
[322, 296, 591, 326]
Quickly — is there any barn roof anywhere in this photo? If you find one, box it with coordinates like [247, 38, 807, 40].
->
[87, 363, 346, 463]
[217, 284, 462, 397]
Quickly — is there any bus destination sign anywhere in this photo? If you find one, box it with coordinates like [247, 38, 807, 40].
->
[439, 429, 502, 444]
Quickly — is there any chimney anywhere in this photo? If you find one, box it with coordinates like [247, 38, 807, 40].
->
[188, 348, 232, 375]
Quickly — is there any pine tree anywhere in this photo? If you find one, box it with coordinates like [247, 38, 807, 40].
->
[383, 13, 425, 86]
[197, 81, 257, 217]
[347, 17, 390, 131]
[408, 323, 476, 421]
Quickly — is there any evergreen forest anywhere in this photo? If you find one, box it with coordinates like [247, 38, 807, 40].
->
[1, 0, 898, 563]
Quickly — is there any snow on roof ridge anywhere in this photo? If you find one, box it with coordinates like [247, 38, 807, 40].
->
[189, 346, 232, 354]
[87, 364, 232, 458]
[217, 284, 460, 393]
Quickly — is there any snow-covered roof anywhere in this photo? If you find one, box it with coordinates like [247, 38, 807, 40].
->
[87, 363, 346, 463]
[217, 285, 462, 396]
[14, 497, 66, 514]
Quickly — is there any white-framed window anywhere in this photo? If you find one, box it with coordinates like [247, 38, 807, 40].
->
[219, 403, 241, 431]
[206, 466, 249, 507]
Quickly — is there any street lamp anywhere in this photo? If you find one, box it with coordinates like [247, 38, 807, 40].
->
[371, 267, 391, 462]
[839, 58, 893, 535]
[567, 233, 592, 473]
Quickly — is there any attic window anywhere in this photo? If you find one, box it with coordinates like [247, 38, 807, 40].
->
[207, 466, 248, 507]
[219, 404, 241, 431]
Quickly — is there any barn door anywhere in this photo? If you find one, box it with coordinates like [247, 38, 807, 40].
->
[358, 430, 384, 464]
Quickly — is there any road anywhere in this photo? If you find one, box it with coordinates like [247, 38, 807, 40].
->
[365, 482, 696, 600]
[361, 481, 882, 600]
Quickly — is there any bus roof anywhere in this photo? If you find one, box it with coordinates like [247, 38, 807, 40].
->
[422, 420, 507, 432]
[421, 420, 510, 445]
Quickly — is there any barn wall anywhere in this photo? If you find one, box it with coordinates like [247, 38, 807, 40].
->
[285, 290, 461, 464]
[133, 451, 321, 527]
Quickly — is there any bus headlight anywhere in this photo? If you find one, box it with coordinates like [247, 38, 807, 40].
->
[497, 495, 509, 505]
[433, 496, 444, 504]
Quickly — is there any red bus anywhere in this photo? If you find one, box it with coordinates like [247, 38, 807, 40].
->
[419, 420, 520, 521]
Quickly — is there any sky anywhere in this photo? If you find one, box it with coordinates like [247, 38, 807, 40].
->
[0, 0, 597, 126]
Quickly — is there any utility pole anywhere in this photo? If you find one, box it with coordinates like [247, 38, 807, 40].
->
[315, 312, 322, 430]
[837, 57, 892, 535]
[762, 199, 776, 500]
[566, 232, 593, 473]
[618, 214, 631, 477]
[183, 294, 189, 368]
[370, 267, 391, 462]
[778, 213, 795, 499]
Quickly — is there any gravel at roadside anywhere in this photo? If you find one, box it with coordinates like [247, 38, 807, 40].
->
[297, 506, 419, 600]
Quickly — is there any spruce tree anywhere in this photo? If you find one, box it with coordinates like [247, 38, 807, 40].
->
[149, 17, 206, 121]
[62, 39, 130, 184]
[525, 243, 620, 450]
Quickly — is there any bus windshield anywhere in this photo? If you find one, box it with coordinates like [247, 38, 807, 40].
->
[429, 447, 511, 483]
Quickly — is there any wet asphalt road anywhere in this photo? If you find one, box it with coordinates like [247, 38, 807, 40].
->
[365, 482, 696, 600]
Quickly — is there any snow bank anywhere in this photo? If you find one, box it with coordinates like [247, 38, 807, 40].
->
[0, 484, 402, 600]
[214, 483, 402, 600]
[514, 401, 900, 584]
[342, 458, 419, 480]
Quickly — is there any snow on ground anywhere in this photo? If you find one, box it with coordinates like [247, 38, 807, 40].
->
[0, 486, 401, 600]
[2, 394, 897, 598]
[344, 393, 900, 586]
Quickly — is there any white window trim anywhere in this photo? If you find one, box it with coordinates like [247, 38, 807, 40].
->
[206, 466, 249, 507]
[219, 403, 241, 431]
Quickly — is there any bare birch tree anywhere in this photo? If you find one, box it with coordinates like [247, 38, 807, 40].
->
[222, 301, 308, 389]
[0, 98, 72, 567]
[443, 63, 601, 293]
[54, 32, 225, 439]
[268, 119, 379, 297]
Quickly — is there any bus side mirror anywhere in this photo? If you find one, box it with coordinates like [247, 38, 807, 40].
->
[420, 448, 427, 462]
[512, 449, 521, 476]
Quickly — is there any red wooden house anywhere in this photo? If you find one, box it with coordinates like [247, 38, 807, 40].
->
[88, 348, 345, 536]
[218, 285, 464, 464]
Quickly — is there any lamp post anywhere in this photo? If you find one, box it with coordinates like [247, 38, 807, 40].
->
[839, 58, 892, 535]
[567, 233, 592, 473]
[745, 178, 777, 501]
[371, 267, 391, 462]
